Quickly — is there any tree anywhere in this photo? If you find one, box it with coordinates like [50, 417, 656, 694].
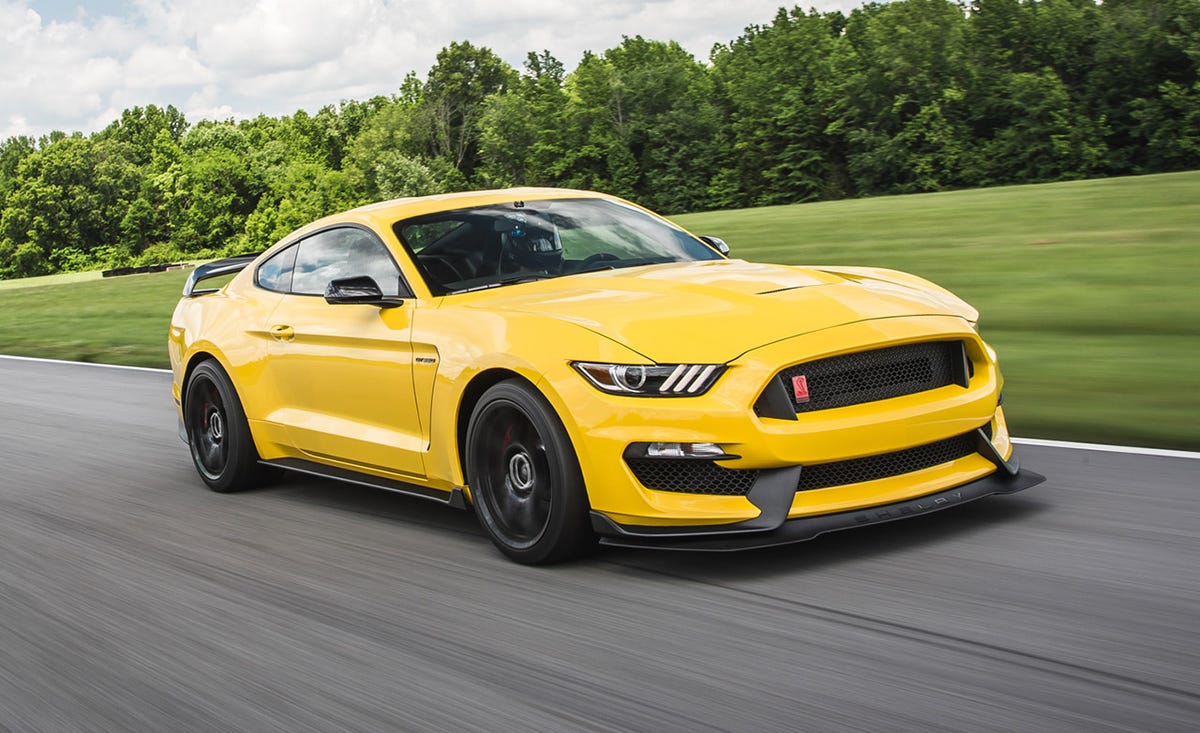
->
[477, 51, 572, 188]
[343, 100, 423, 200]
[1088, 0, 1200, 171]
[713, 8, 848, 205]
[419, 41, 518, 179]
[238, 162, 358, 252]
[98, 104, 188, 166]
[835, 0, 975, 194]
[0, 136, 141, 276]
[0, 136, 37, 204]
[166, 146, 261, 255]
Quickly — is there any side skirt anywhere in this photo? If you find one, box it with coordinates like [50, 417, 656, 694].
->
[261, 457, 467, 510]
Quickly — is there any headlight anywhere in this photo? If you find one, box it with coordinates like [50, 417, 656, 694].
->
[572, 362, 726, 396]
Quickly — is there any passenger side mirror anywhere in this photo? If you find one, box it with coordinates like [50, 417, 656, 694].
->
[699, 236, 730, 256]
[324, 276, 404, 308]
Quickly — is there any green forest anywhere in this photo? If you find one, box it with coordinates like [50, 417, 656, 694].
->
[1, 0, 1197, 280]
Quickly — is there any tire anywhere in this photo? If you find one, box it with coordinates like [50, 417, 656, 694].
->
[184, 360, 266, 493]
[465, 380, 595, 564]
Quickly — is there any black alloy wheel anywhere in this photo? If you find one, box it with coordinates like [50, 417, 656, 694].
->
[184, 360, 264, 493]
[466, 380, 593, 564]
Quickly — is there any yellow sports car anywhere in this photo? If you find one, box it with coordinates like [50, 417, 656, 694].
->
[169, 188, 1043, 564]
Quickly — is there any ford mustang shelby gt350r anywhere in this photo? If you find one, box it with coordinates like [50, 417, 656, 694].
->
[169, 188, 1043, 564]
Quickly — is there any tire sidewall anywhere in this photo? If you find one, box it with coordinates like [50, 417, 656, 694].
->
[184, 360, 255, 492]
[466, 380, 591, 564]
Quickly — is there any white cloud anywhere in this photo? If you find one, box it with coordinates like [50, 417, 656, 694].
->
[1, 0, 864, 139]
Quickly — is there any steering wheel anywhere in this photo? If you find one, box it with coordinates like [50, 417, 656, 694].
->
[421, 255, 467, 284]
[579, 252, 620, 268]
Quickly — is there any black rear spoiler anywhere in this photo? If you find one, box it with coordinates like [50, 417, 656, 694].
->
[182, 254, 261, 297]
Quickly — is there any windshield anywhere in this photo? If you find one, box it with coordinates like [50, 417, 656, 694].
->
[393, 197, 723, 294]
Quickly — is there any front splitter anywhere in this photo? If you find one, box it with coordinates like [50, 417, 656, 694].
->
[592, 467, 1045, 552]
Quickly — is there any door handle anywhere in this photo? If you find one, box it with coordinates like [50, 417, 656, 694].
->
[270, 324, 295, 342]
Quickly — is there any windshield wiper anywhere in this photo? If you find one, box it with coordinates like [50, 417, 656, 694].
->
[573, 257, 672, 276]
[573, 263, 619, 275]
[450, 272, 556, 293]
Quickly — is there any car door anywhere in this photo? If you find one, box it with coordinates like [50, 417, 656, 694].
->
[263, 225, 425, 478]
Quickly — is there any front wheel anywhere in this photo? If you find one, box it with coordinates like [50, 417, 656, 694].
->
[465, 380, 594, 564]
[184, 360, 265, 493]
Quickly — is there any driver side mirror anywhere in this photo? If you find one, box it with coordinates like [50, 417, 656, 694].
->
[699, 236, 730, 256]
[324, 276, 404, 308]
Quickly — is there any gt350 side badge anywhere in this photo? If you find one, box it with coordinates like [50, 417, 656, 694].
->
[792, 375, 810, 402]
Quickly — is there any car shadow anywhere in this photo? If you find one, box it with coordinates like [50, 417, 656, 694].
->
[250, 470, 1052, 578]
[258, 471, 484, 537]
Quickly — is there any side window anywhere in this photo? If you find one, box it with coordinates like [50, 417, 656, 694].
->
[291, 228, 406, 297]
[256, 244, 298, 293]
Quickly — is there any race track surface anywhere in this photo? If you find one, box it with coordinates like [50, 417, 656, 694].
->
[1, 358, 1197, 732]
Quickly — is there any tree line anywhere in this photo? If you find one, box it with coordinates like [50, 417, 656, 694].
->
[1, 0, 1197, 279]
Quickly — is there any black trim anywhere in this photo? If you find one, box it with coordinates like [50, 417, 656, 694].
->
[262, 457, 467, 509]
[183, 255, 260, 296]
[975, 426, 1019, 476]
[753, 376, 799, 420]
[951, 341, 971, 388]
[591, 462, 1044, 551]
[324, 275, 405, 308]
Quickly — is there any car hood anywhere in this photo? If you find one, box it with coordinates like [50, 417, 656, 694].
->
[459, 259, 977, 363]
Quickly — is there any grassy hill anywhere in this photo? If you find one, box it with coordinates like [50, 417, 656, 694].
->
[1, 171, 1197, 449]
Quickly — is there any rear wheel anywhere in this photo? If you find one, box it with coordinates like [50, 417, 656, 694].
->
[465, 380, 594, 564]
[184, 360, 265, 493]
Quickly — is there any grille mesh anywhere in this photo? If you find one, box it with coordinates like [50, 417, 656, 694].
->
[775, 341, 965, 414]
[796, 431, 980, 492]
[626, 427, 989, 496]
[626, 459, 759, 496]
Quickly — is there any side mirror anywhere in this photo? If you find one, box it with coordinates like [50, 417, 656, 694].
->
[324, 276, 403, 308]
[699, 236, 730, 256]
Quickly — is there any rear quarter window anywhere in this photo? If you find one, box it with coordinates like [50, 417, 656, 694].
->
[256, 244, 298, 293]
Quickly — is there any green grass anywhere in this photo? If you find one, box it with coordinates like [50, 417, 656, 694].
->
[0, 270, 189, 367]
[673, 171, 1200, 450]
[0, 269, 103, 291]
[1, 171, 1197, 448]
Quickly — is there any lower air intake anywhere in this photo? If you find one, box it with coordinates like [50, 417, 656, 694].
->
[796, 431, 980, 492]
[625, 427, 990, 496]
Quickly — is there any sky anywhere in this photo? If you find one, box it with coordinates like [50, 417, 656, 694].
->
[1, 0, 860, 140]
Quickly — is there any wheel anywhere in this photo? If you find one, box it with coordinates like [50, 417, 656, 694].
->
[184, 360, 266, 493]
[465, 380, 595, 564]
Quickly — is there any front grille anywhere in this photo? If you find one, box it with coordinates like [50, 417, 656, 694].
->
[770, 341, 968, 414]
[796, 431, 980, 492]
[626, 459, 759, 496]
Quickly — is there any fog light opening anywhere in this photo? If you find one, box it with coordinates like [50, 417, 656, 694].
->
[633, 442, 738, 460]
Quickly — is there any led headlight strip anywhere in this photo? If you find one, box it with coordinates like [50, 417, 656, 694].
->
[572, 362, 726, 396]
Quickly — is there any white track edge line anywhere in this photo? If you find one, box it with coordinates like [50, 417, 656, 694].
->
[1009, 438, 1199, 460]
[2, 353, 1197, 459]
[0, 354, 170, 374]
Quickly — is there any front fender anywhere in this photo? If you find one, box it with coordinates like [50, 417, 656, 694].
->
[416, 306, 646, 487]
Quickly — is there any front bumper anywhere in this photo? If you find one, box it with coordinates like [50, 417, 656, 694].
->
[591, 433, 1044, 551]
[546, 316, 1015, 527]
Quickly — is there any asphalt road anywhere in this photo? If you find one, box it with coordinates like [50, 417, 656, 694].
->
[0, 357, 1197, 732]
